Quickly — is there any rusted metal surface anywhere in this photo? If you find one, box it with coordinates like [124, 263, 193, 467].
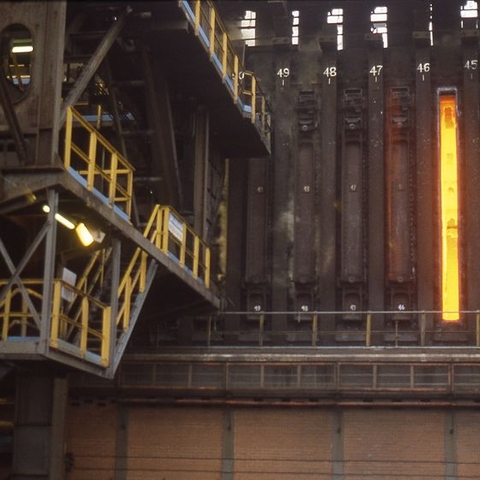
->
[0, 2, 66, 166]
[386, 87, 412, 284]
[318, 33, 338, 342]
[340, 89, 364, 284]
[69, 349, 480, 402]
[293, 142, 315, 284]
[367, 36, 385, 341]
[462, 33, 480, 338]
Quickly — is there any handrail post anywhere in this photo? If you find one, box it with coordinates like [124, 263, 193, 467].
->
[161, 208, 170, 254]
[366, 312, 371, 347]
[312, 313, 318, 347]
[80, 296, 89, 357]
[192, 236, 199, 279]
[221, 32, 228, 79]
[140, 252, 147, 292]
[208, 6, 215, 57]
[2, 289, 12, 340]
[251, 75, 256, 123]
[180, 222, 187, 268]
[261, 96, 266, 131]
[123, 276, 131, 331]
[50, 281, 62, 348]
[64, 108, 73, 168]
[420, 311, 426, 346]
[109, 151, 118, 207]
[204, 247, 211, 288]
[101, 306, 111, 367]
[194, 0, 201, 34]
[259, 313, 264, 347]
[233, 55, 239, 102]
[87, 132, 97, 190]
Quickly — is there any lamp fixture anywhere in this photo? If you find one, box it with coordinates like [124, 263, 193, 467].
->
[11, 45, 33, 54]
[42, 205, 75, 230]
[42, 205, 104, 247]
[75, 222, 94, 247]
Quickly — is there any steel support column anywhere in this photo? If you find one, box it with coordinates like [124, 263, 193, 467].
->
[318, 35, 338, 344]
[221, 409, 234, 480]
[415, 31, 434, 341]
[444, 410, 457, 480]
[114, 404, 129, 480]
[12, 374, 67, 480]
[193, 107, 210, 238]
[367, 37, 385, 344]
[141, 47, 182, 208]
[270, 48, 292, 344]
[332, 409, 344, 480]
[107, 237, 121, 378]
[40, 190, 58, 354]
[462, 33, 480, 339]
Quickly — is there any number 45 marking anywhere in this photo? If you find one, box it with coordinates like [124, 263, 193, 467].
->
[465, 59, 478, 70]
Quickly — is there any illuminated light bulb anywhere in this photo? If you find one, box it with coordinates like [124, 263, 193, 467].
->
[55, 214, 76, 230]
[43, 205, 76, 230]
[75, 222, 94, 246]
[439, 94, 460, 322]
[11, 45, 33, 53]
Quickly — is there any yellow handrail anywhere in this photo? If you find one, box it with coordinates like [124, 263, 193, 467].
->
[64, 107, 134, 219]
[0, 279, 110, 366]
[50, 279, 110, 366]
[116, 204, 211, 332]
[178, 0, 272, 144]
[0, 280, 43, 340]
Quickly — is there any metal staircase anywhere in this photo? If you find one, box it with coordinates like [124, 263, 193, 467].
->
[0, 106, 217, 378]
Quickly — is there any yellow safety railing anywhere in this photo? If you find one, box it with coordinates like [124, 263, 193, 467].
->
[241, 71, 272, 145]
[0, 279, 110, 366]
[64, 106, 134, 219]
[178, 0, 272, 144]
[116, 247, 148, 333]
[153, 205, 210, 287]
[0, 280, 42, 339]
[50, 279, 111, 366]
[116, 204, 210, 332]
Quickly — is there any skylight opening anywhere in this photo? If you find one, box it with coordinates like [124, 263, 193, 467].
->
[371, 6, 388, 48]
[240, 10, 256, 46]
[461, 1, 478, 28]
[292, 10, 299, 45]
[327, 8, 343, 50]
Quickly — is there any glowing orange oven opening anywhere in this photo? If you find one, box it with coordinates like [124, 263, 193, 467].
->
[439, 94, 460, 321]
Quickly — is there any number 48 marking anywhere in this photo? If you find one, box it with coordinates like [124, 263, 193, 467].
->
[323, 66, 337, 77]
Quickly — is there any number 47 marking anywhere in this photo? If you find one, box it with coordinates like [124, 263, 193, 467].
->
[370, 65, 383, 76]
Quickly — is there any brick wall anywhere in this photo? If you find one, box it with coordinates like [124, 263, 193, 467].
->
[65, 403, 480, 479]
[66, 402, 118, 480]
[127, 406, 223, 480]
[456, 411, 480, 479]
[234, 409, 332, 480]
[343, 409, 445, 479]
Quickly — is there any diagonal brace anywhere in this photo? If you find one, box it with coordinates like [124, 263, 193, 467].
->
[0, 220, 51, 328]
[59, 6, 132, 126]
